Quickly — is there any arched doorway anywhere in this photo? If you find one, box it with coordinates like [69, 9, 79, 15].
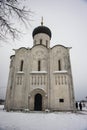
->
[34, 93, 42, 111]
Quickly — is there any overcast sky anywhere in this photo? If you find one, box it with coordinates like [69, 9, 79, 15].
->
[0, 0, 87, 101]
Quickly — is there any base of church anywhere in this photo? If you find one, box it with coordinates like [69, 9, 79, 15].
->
[5, 107, 75, 113]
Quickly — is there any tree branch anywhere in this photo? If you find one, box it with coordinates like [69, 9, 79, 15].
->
[0, 0, 32, 41]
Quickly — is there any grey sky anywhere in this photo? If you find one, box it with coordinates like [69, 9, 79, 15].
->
[0, 0, 87, 100]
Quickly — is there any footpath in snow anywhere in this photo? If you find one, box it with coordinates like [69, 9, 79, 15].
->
[0, 105, 87, 130]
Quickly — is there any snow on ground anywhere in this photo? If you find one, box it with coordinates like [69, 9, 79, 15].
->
[0, 105, 87, 130]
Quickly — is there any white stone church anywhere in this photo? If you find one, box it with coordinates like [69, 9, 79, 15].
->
[5, 21, 75, 111]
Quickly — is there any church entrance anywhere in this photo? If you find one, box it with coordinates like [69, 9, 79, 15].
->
[34, 93, 42, 111]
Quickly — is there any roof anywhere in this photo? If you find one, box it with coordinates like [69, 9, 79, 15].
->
[32, 25, 52, 39]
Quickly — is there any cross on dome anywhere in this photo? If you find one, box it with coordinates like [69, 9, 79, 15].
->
[41, 17, 43, 26]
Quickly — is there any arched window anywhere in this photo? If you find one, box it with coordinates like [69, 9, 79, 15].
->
[20, 60, 24, 71]
[38, 60, 41, 71]
[46, 40, 48, 48]
[58, 60, 61, 71]
[34, 40, 36, 45]
[40, 39, 42, 44]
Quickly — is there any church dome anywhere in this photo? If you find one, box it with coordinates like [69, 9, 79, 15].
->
[32, 25, 52, 39]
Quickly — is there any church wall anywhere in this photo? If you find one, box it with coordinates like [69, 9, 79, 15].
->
[28, 45, 49, 110]
[51, 73, 71, 110]
[66, 51, 75, 109]
[33, 33, 50, 48]
[5, 56, 15, 110]
[8, 48, 30, 110]
[49, 45, 73, 110]
[5, 44, 75, 111]
[30, 45, 48, 72]
[30, 73, 48, 90]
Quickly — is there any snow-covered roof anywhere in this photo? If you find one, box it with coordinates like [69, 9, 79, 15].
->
[30, 71, 47, 74]
[53, 70, 68, 74]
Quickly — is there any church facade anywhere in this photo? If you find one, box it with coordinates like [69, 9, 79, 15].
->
[5, 22, 75, 111]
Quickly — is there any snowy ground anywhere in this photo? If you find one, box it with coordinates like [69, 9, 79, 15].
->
[0, 105, 87, 130]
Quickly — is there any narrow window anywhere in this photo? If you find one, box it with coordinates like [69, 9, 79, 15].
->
[34, 40, 36, 45]
[46, 40, 48, 48]
[59, 99, 64, 103]
[38, 60, 41, 71]
[20, 60, 23, 71]
[58, 60, 61, 71]
[40, 39, 42, 44]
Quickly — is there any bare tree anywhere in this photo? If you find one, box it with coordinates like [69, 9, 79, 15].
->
[0, 0, 32, 41]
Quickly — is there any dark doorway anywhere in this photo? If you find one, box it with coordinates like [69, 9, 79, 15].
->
[34, 94, 42, 111]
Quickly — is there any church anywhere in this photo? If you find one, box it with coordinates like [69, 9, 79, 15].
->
[5, 20, 75, 111]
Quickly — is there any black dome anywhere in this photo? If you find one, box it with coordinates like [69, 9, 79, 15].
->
[32, 26, 52, 39]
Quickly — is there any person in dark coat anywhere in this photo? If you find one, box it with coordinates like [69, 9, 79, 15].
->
[75, 102, 78, 110]
[79, 102, 82, 111]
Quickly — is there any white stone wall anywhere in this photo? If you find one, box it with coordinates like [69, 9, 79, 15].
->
[31, 45, 49, 71]
[5, 44, 75, 111]
[33, 33, 50, 48]
[49, 45, 74, 110]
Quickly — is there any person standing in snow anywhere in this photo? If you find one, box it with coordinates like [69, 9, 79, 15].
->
[75, 102, 78, 110]
[79, 102, 82, 111]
